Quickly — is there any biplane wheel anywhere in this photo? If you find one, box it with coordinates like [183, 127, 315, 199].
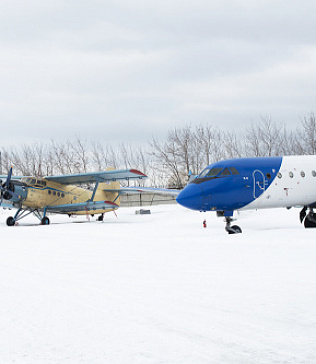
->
[6, 217, 15, 226]
[41, 217, 50, 225]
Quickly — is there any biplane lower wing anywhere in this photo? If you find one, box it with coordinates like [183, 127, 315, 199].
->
[45, 200, 119, 214]
[103, 186, 181, 197]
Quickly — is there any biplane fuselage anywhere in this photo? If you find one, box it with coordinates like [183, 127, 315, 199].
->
[20, 177, 120, 215]
[0, 168, 147, 225]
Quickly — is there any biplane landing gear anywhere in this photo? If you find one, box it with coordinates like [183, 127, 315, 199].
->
[97, 214, 104, 222]
[6, 216, 15, 226]
[225, 216, 242, 234]
[6, 207, 50, 226]
[41, 217, 50, 225]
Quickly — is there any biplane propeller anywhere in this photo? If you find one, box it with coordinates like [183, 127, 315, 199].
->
[0, 167, 20, 205]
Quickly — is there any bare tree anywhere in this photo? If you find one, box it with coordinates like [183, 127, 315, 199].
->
[223, 130, 243, 159]
[150, 137, 183, 188]
[258, 117, 283, 156]
[244, 122, 263, 157]
[296, 113, 316, 155]
[71, 138, 89, 173]
[2, 115, 316, 188]
[91, 141, 108, 171]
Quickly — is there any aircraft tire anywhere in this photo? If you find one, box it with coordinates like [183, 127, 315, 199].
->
[6, 217, 15, 226]
[41, 217, 50, 225]
[227, 225, 242, 234]
[304, 215, 316, 228]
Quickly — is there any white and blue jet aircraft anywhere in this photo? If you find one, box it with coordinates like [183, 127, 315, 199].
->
[174, 155, 316, 234]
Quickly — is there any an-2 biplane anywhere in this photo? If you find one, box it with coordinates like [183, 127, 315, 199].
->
[0, 167, 147, 226]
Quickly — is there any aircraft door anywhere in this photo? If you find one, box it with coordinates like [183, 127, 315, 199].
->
[253, 170, 266, 199]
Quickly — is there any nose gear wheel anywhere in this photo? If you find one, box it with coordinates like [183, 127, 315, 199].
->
[225, 216, 242, 234]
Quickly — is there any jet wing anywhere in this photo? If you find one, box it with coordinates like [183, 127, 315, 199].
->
[103, 186, 181, 197]
[45, 200, 119, 214]
[44, 169, 147, 185]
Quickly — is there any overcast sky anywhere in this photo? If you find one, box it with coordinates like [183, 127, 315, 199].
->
[0, 0, 315, 147]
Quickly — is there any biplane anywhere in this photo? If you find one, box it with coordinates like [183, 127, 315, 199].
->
[0, 167, 147, 226]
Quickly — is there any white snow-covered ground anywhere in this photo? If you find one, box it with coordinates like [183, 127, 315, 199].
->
[0, 204, 316, 364]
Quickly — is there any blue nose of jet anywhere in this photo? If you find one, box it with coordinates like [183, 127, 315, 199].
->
[176, 183, 203, 210]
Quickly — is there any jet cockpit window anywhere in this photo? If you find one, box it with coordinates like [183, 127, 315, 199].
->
[220, 168, 231, 176]
[207, 168, 223, 177]
[199, 167, 224, 178]
[199, 168, 211, 178]
[230, 167, 240, 175]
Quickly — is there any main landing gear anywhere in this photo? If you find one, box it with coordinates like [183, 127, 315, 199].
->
[6, 207, 50, 226]
[300, 206, 316, 228]
[97, 213, 104, 222]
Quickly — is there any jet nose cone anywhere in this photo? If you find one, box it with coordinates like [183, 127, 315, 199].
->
[176, 183, 203, 210]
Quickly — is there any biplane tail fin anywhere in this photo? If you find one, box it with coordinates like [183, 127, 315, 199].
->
[92, 167, 148, 206]
[93, 167, 121, 206]
[96, 180, 121, 206]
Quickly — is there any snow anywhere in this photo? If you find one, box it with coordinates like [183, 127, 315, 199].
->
[0, 204, 316, 364]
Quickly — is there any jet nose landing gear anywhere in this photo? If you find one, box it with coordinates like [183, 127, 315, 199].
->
[224, 216, 242, 234]
[217, 211, 242, 234]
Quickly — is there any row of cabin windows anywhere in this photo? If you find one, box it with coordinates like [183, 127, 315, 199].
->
[277, 170, 316, 179]
[48, 190, 65, 198]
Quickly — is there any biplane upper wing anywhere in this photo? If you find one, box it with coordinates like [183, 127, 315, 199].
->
[45, 169, 147, 185]
[0, 175, 23, 181]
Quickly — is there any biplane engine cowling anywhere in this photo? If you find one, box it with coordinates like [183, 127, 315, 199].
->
[2, 184, 27, 203]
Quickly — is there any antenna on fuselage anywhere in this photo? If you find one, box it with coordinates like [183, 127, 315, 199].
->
[188, 170, 197, 183]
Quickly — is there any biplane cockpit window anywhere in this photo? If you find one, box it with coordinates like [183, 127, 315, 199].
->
[21, 177, 34, 186]
[35, 179, 46, 188]
[21, 177, 46, 188]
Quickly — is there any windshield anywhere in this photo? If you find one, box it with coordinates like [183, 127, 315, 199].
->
[199, 167, 223, 178]
[21, 177, 46, 188]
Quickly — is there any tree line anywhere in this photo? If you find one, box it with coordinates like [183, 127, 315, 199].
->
[1, 114, 315, 188]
